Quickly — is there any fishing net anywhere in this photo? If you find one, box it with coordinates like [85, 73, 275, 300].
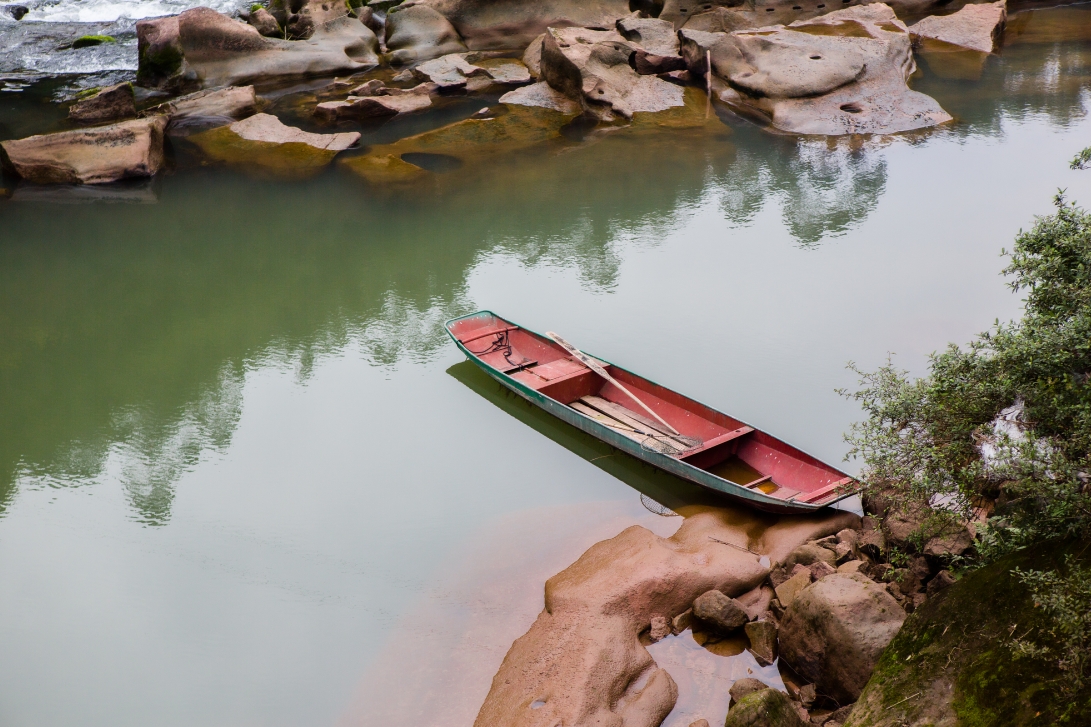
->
[639, 432, 702, 455]
[640, 493, 679, 517]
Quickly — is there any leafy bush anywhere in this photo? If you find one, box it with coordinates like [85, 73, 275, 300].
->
[842, 192, 1091, 552]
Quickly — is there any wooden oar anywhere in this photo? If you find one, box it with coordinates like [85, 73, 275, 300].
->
[546, 331, 682, 436]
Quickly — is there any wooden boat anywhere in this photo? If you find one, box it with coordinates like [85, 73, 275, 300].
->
[446, 311, 857, 514]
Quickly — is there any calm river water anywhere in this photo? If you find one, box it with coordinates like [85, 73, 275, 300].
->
[3, 6, 1091, 727]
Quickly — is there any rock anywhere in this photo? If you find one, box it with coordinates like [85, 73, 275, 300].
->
[837, 529, 859, 547]
[925, 569, 955, 597]
[845, 540, 1091, 727]
[737, 584, 775, 620]
[671, 608, 693, 635]
[768, 564, 791, 588]
[910, 1, 1006, 54]
[729, 678, 771, 705]
[774, 570, 812, 608]
[833, 541, 854, 563]
[470, 509, 859, 727]
[649, 615, 671, 642]
[616, 16, 679, 56]
[247, 7, 282, 38]
[472, 57, 532, 85]
[632, 50, 688, 75]
[809, 560, 837, 582]
[725, 687, 808, 727]
[883, 501, 975, 558]
[689, 720, 710, 727]
[540, 26, 684, 120]
[189, 113, 358, 178]
[72, 35, 115, 49]
[693, 589, 750, 633]
[68, 83, 136, 124]
[350, 79, 386, 95]
[785, 543, 837, 569]
[315, 91, 431, 120]
[745, 620, 778, 665]
[780, 573, 906, 704]
[385, 4, 467, 65]
[159, 86, 259, 125]
[837, 560, 866, 575]
[0, 116, 168, 185]
[822, 704, 854, 726]
[356, 6, 383, 36]
[523, 33, 545, 77]
[923, 522, 975, 559]
[860, 515, 878, 531]
[5, 4, 28, 20]
[419, 0, 631, 51]
[681, 4, 951, 136]
[797, 683, 817, 708]
[137, 7, 379, 90]
[857, 530, 885, 560]
[267, 0, 348, 40]
[411, 52, 489, 87]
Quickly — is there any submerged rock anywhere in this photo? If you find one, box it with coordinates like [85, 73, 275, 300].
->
[5, 5, 29, 21]
[725, 687, 808, 727]
[137, 7, 379, 90]
[190, 112, 358, 178]
[0, 116, 168, 185]
[910, 0, 1007, 54]
[681, 3, 952, 135]
[499, 81, 581, 114]
[780, 573, 905, 704]
[315, 92, 431, 120]
[68, 82, 136, 123]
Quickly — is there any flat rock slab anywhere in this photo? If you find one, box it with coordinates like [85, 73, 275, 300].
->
[190, 113, 358, 179]
[910, 0, 1007, 54]
[0, 116, 168, 185]
[499, 80, 581, 114]
[315, 93, 432, 120]
[162, 86, 259, 122]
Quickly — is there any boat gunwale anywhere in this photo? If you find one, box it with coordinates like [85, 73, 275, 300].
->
[444, 310, 857, 513]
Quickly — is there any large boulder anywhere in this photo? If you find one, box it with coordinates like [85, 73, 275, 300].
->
[679, 4, 952, 135]
[420, 0, 631, 51]
[68, 83, 136, 123]
[137, 7, 379, 90]
[540, 26, 684, 120]
[779, 573, 905, 704]
[910, 0, 1007, 53]
[384, 4, 467, 65]
[0, 116, 168, 185]
[724, 687, 808, 727]
[845, 540, 1091, 727]
[470, 509, 858, 727]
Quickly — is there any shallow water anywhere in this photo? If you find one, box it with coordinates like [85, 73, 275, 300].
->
[3, 6, 1091, 727]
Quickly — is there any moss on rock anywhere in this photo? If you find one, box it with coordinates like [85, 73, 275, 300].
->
[72, 35, 116, 48]
[845, 540, 1091, 726]
[724, 688, 807, 727]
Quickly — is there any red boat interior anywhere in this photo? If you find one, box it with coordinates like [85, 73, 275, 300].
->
[449, 314, 852, 506]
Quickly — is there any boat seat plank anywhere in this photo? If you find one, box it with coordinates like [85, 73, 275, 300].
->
[742, 475, 773, 489]
[530, 357, 586, 381]
[580, 396, 696, 452]
[797, 477, 855, 504]
[678, 426, 755, 460]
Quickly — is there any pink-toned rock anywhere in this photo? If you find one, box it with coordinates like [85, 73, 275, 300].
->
[0, 116, 167, 185]
[315, 93, 431, 121]
[910, 1, 1007, 54]
[229, 113, 358, 150]
[474, 508, 858, 727]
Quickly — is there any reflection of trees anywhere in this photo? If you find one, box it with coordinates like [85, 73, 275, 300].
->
[714, 129, 888, 246]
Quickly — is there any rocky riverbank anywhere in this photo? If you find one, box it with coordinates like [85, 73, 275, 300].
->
[0, 0, 1032, 188]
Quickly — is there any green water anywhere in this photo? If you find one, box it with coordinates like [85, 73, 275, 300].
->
[3, 8, 1091, 726]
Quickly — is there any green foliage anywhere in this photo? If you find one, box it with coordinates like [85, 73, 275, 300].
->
[1012, 554, 1091, 695]
[250, 3, 265, 12]
[843, 192, 1091, 561]
[1071, 146, 1091, 170]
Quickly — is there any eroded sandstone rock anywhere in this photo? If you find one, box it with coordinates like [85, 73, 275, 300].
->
[137, 7, 379, 90]
[540, 26, 684, 120]
[471, 508, 857, 727]
[0, 116, 168, 185]
[153, 86, 260, 133]
[68, 83, 136, 123]
[315, 92, 432, 120]
[385, 4, 467, 64]
[780, 572, 905, 704]
[420, 0, 631, 51]
[910, 1, 1006, 54]
[680, 4, 952, 135]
